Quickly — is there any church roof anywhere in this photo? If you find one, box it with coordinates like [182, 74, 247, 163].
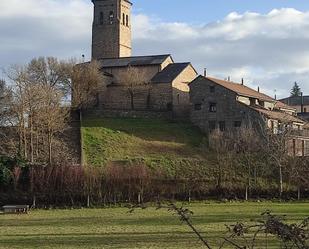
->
[98, 54, 173, 68]
[151, 63, 192, 83]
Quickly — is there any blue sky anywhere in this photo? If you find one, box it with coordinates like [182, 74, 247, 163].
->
[131, 0, 309, 23]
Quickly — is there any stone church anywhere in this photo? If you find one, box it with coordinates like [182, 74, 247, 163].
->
[87, 0, 198, 117]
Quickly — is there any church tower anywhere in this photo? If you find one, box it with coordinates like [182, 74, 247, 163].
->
[91, 0, 132, 60]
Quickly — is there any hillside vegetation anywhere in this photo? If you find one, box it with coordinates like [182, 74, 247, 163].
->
[82, 117, 210, 170]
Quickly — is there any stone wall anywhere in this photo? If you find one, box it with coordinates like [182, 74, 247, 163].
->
[172, 64, 197, 118]
[99, 83, 173, 111]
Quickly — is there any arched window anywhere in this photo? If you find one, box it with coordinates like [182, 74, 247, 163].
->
[122, 13, 125, 25]
[109, 11, 114, 24]
[126, 15, 129, 26]
[99, 12, 104, 25]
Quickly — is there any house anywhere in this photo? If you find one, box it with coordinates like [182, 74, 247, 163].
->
[280, 95, 309, 121]
[189, 76, 309, 156]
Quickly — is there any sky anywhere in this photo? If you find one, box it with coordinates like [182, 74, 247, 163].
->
[1, 0, 309, 98]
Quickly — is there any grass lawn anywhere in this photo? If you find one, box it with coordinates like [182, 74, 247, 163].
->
[0, 202, 308, 249]
[81, 117, 208, 167]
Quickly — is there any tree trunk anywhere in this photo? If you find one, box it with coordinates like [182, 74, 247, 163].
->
[32, 195, 36, 208]
[30, 114, 34, 163]
[48, 132, 52, 165]
[298, 187, 301, 201]
[245, 186, 248, 201]
[279, 165, 283, 197]
[87, 194, 90, 208]
[129, 90, 134, 110]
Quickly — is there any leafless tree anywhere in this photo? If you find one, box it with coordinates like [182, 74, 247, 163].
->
[116, 66, 148, 110]
[260, 126, 292, 197]
[71, 60, 103, 112]
[209, 130, 235, 190]
[4, 60, 70, 165]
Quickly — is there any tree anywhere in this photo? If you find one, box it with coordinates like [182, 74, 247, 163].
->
[71, 60, 103, 111]
[5, 59, 70, 165]
[116, 66, 148, 110]
[290, 82, 301, 97]
[260, 127, 292, 197]
[27, 57, 72, 90]
[35, 85, 68, 165]
[209, 130, 234, 191]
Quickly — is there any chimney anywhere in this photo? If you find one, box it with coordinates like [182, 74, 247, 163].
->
[258, 86, 260, 93]
[301, 92, 304, 113]
[241, 78, 244, 85]
[275, 94, 277, 100]
[228, 76, 231, 82]
[204, 68, 207, 77]
[82, 54, 85, 62]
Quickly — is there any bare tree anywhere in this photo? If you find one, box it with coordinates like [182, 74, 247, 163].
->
[5, 59, 70, 165]
[116, 66, 148, 110]
[71, 60, 103, 111]
[260, 127, 292, 197]
[35, 85, 68, 165]
[27, 57, 72, 89]
[209, 130, 235, 191]
[234, 127, 265, 199]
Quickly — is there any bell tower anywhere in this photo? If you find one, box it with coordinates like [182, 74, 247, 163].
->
[91, 0, 132, 60]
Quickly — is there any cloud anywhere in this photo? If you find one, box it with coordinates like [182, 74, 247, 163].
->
[0, 0, 308, 98]
[132, 8, 309, 98]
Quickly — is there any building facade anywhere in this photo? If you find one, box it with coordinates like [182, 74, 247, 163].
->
[189, 76, 309, 156]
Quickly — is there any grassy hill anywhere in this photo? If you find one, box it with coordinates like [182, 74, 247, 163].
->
[81, 117, 210, 171]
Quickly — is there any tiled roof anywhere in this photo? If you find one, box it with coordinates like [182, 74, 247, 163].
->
[207, 77, 275, 102]
[206, 77, 295, 110]
[98, 54, 172, 68]
[151, 63, 192, 83]
[280, 96, 309, 106]
[250, 105, 304, 124]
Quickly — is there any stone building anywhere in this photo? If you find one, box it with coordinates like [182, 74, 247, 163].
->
[280, 95, 309, 121]
[84, 0, 197, 117]
[189, 76, 309, 156]
[189, 76, 304, 133]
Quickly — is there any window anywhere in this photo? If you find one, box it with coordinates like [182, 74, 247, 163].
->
[209, 102, 217, 112]
[126, 15, 129, 26]
[219, 121, 226, 132]
[122, 13, 125, 25]
[210, 85, 215, 93]
[194, 104, 202, 110]
[234, 121, 242, 128]
[258, 100, 265, 107]
[209, 121, 216, 131]
[99, 12, 104, 25]
[250, 98, 256, 106]
[109, 11, 114, 24]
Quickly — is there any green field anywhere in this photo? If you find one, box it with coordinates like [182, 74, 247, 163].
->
[0, 202, 308, 249]
[82, 117, 208, 167]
